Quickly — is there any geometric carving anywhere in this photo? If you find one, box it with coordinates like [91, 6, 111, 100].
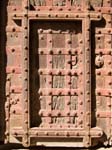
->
[70, 96, 78, 110]
[53, 0, 66, 6]
[30, 0, 46, 6]
[71, 76, 78, 89]
[71, 0, 82, 6]
[52, 55, 65, 69]
[52, 96, 64, 110]
[53, 76, 65, 88]
[90, 0, 103, 7]
[51, 117, 65, 124]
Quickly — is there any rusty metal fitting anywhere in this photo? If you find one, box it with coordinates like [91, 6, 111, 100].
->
[68, 91, 71, 95]
[67, 101, 71, 105]
[38, 90, 43, 95]
[68, 8, 71, 11]
[49, 71, 52, 75]
[39, 110, 43, 116]
[58, 71, 62, 75]
[86, 91, 90, 95]
[67, 112, 70, 116]
[76, 132, 79, 136]
[36, 14, 39, 17]
[59, 8, 63, 11]
[68, 49, 71, 54]
[86, 112, 90, 115]
[87, 99, 90, 103]
[57, 112, 61, 116]
[58, 91, 62, 95]
[55, 132, 59, 136]
[49, 81, 52, 84]
[67, 39, 71, 44]
[25, 109, 28, 113]
[48, 14, 51, 17]
[25, 99, 28, 102]
[48, 112, 52, 117]
[86, 48, 90, 51]
[40, 50, 44, 54]
[49, 91, 52, 95]
[67, 60, 71, 64]
[108, 71, 112, 75]
[68, 81, 71, 85]
[11, 48, 15, 53]
[13, 14, 17, 17]
[55, 14, 58, 17]
[39, 70, 43, 75]
[65, 14, 69, 18]
[49, 49, 53, 54]
[58, 50, 62, 54]
[79, 101, 83, 105]
[67, 71, 71, 76]
[86, 123, 90, 127]
[24, 120, 28, 124]
[75, 14, 79, 18]
[24, 14, 28, 17]
[49, 7, 52, 11]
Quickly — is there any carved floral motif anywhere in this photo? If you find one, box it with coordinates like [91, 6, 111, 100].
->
[95, 55, 104, 68]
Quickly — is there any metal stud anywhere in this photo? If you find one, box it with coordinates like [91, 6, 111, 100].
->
[87, 99, 90, 103]
[66, 132, 69, 136]
[58, 50, 62, 54]
[24, 120, 28, 124]
[55, 132, 59, 136]
[65, 14, 69, 18]
[24, 14, 28, 17]
[49, 8, 52, 11]
[58, 71, 62, 75]
[48, 14, 51, 17]
[68, 49, 71, 54]
[49, 91, 52, 95]
[68, 91, 71, 95]
[36, 14, 38, 17]
[67, 71, 71, 76]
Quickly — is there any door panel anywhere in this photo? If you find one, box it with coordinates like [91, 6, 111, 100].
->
[30, 21, 84, 129]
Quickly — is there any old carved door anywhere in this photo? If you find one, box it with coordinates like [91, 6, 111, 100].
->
[3, 0, 112, 148]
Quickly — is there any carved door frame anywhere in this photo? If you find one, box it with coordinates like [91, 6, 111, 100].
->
[6, 0, 105, 147]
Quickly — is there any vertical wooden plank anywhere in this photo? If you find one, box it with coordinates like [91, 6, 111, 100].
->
[83, 0, 91, 147]
[22, 0, 30, 147]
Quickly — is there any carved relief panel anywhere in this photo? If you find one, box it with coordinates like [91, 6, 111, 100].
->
[30, 0, 83, 8]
